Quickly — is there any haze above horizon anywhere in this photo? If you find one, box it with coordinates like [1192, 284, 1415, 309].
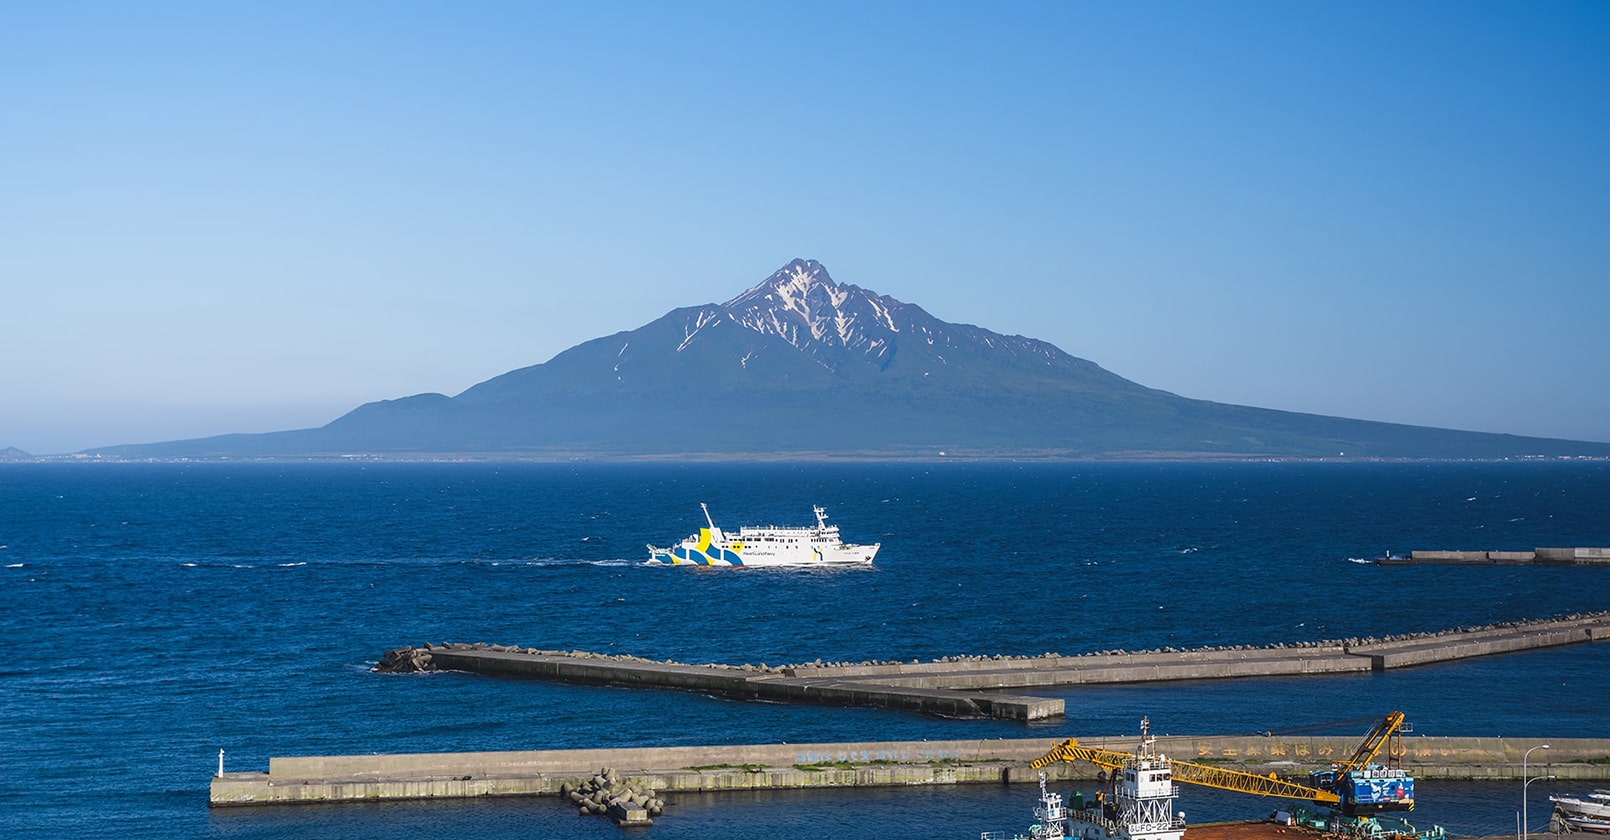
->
[3, 1, 1607, 455]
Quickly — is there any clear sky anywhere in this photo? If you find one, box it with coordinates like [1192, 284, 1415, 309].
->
[3, 1, 1607, 454]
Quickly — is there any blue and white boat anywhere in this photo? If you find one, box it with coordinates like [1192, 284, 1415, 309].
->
[647, 504, 879, 567]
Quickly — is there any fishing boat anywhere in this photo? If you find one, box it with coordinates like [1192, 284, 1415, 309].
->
[983, 720, 1185, 840]
[646, 503, 879, 567]
[981, 773, 1071, 840]
[1552, 791, 1610, 834]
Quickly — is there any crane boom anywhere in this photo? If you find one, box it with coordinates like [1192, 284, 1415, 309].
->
[1030, 738, 1342, 805]
[1336, 711, 1406, 774]
[1171, 759, 1341, 804]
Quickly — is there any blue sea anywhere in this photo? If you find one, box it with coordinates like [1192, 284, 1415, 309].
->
[3, 461, 1608, 838]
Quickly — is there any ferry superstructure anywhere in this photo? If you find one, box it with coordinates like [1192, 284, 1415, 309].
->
[647, 504, 879, 567]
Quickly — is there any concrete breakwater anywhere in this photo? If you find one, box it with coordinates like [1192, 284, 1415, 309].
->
[1390, 548, 1610, 566]
[375, 613, 1610, 720]
[210, 735, 1610, 807]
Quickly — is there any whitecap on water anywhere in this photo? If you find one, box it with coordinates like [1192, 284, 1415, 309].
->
[517, 556, 633, 567]
[4, 563, 22, 568]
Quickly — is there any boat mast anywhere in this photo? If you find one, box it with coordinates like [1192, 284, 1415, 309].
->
[700, 502, 717, 530]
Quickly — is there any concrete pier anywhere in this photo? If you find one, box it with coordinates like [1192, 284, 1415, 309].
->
[210, 735, 1610, 807]
[391, 614, 1608, 720]
[424, 646, 1064, 721]
[1388, 547, 1610, 566]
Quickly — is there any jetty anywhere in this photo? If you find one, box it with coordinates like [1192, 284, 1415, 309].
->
[210, 734, 1610, 807]
[1386, 548, 1610, 566]
[376, 613, 1610, 721]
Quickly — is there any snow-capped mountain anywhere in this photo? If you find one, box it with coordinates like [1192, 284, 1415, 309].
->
[719, 259, 1111, 382]
[723, 259, 905, 370]
[457, 258, 1145, 404]
[88, 259, 1610, 459]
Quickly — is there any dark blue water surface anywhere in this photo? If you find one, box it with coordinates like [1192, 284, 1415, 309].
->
[3, 461, 1607, 838]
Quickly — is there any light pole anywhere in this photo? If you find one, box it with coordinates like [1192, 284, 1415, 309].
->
[1524, 744, 1550, 783]
[1522, 744, 1550, 840]
[1523, 773, 1555, 840]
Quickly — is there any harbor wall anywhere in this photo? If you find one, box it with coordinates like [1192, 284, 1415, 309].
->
[211, 736, 1610, 807]
[402, 614, 1608, 719]
[423, 648, 1065, 720]
[1346, 620, 1603, 670]
[1398, 548, 1610, 566]
[782, 645, 1352, 679]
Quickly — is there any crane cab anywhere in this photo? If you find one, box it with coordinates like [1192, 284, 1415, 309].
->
[1337, 766, 1415, 814]
[1312, 765, 1415, 814]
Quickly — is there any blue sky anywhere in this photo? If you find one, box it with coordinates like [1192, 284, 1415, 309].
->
[3, 1, 1607, 454]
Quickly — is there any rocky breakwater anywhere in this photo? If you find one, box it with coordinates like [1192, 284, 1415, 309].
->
[376, 642, 1063, 720]
[372, 612, 1606, 720]
[562, 767, 664, 827]
[374, 645, 437, 673]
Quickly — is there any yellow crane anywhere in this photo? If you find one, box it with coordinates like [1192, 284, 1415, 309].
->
[1030, 712, 1413, 813]
[1029, 736, 1342, 806]
[1333, 711, 1407, 775]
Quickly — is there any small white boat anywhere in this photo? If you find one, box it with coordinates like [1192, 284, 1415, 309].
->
[1553, 791, 1610, 834]
[647, 504, 879, 567]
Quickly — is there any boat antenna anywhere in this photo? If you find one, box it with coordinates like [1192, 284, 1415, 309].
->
[700, 502, 716, 530]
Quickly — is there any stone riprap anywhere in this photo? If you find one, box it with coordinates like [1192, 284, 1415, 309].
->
[562, 767, 661, 826]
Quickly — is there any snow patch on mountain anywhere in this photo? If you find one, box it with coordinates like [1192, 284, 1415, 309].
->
[721, 258, 907, 370]
[677, 309, 723, 353]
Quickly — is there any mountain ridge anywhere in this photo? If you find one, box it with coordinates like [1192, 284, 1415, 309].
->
[85, 259, 1610, 460]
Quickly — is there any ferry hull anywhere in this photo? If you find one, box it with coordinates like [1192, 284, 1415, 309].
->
[648, 506, 879, 567]
[648, 535, 877, 567]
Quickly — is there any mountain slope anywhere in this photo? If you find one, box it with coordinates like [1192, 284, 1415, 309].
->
[90, 259, 1610, 459]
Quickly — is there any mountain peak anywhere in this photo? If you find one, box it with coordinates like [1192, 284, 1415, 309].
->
[718, 258, 904, 363]
[724, 258, 835, 308]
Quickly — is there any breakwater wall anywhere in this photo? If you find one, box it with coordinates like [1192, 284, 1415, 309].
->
[377, 613, 1609, 720]
[210, 735, 1610, 807]
[1390, 548, 1610, 566]
[420, 646, 1063, 721]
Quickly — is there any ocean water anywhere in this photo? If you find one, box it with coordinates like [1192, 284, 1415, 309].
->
[3, 460, 1607, 838]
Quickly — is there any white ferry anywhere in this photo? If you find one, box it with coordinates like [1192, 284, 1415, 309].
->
[647, 504, 879, 567]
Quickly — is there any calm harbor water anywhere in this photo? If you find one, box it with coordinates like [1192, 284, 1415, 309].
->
[3, 460, 1607, 838]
